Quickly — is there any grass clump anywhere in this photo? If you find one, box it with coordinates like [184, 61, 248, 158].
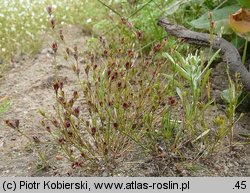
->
[39, 12, 173, 172]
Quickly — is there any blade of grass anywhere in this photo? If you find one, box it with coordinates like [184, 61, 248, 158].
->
[242, 39, 248, 65]
[127, 0, 155, 19]
[96, 0, 122, 17]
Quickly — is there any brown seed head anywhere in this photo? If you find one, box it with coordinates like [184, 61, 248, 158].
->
[120, 37, 125, 44]
[73, 106, 80, 117]
[153, 43, 162, 52]
[113, 122, 118, 129]
[52, 118, 60, 127]
[123, 102, 129, 110]
[58, 81, 63, 90]
[51, 42, 58, 53]
[64, 120, 71, 128]
[117, 81, 122, 88]
[137, 31, 143, 41]
[66, 48, 71, 55]
[69, 98, 75, 107]
[58, 137, 66, 144]
[81, 152, 85, 157]
[73, 91, 79, 99]
[91, 127, 97, 136]
[127, 49, 134, 57]
[73, 48, 78, 61]
[32, 136, 40, 143]
[59, 29, 64, 41]
[50, 18, 56, 29]
[107, 67, 111, 77]
[167, 96, 178, 106]
[5, 119, 20, 130]
[58, 96, 66, 106]
[71, 161, 83, 169]
[103, 50, 108, 57]
[99, 36, 106, 46]
[125, 61, 131, 70]
[121, 17, 126, 25]
[53, 81, 59, 94]
[46, 126, 51, 133]
[46, 6, 52, 16]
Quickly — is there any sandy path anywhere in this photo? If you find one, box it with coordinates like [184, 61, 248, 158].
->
[0, 25, 87, 176]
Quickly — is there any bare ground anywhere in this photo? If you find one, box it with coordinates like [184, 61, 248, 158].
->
[0, 25, 250, 176]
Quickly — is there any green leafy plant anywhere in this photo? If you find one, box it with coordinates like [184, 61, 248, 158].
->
[237, 0, 250, 8]
[162, 49, 226, 157]
[190, 0, 250, 33]
[221, 70, 243, 146]
[190, 4, 240, 34]
[163, 49, 219, 131]
[190, 0, 249, 63]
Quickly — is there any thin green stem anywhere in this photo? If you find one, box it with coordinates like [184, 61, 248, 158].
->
[242, 39, 248, 65]
[96, 0, 122, 17]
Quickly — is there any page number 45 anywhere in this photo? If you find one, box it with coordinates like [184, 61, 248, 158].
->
[234, 181, 247, 190]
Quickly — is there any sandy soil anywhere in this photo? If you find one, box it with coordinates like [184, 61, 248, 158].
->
[0, 25, 249, 176]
